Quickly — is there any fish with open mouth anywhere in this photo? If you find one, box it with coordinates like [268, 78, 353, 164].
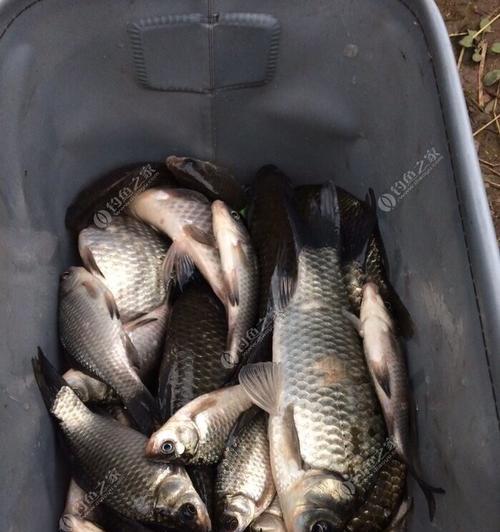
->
[33, 351, 211, 531]
[146, 385, 253, 466]
[126, 187, 226, 305]
[240, 182, 390, 532]
[215, 407, 274, 532]
[212, 200, 258, 368]
[58, 267, 156, 434]
[78, 215, 169, 323]
[166, 156, 247, 211]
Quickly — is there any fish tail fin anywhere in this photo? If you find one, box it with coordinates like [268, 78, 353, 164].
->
[286, 180, 341, 252]
[338, 187, 377, 266]
[32, 347, 68, 412]
[404, 460, 444, 521]
[124, 383, 159, 435]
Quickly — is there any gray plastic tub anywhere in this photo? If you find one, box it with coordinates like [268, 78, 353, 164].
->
[0, 0, 498, 530]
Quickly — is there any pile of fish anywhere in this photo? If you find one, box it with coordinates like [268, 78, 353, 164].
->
[33, 157, 443, 532]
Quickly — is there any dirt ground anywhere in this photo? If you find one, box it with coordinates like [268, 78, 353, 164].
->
[436, 0, 500, 240]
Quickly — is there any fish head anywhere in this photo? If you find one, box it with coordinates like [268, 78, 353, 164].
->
[218, 494, 256, 532]
[250, 512, 286, 532]
[360, 282, 393, 332]
[283, 471, 355, 532]
[146, 418, 199, 462]
[59, 514, 104, 532]
[59, 266, 94, 296]
[212, 200, 247, 244]
[155, 468, 212, 531]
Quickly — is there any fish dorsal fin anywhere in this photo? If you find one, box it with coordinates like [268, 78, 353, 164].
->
[238, 362, 281, 415]
[79, 243, 105, 279]
[162, 241, 195, 289]
[184, 224, 216, 247]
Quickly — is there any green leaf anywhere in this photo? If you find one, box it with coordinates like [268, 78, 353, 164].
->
[490, 42, 500, 54]
[483, 69, 500, 86]
[480, 17, 493, 32]
[459, 33, 475, 48]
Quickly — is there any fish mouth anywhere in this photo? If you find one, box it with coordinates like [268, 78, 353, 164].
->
[166, 155, 184, 167]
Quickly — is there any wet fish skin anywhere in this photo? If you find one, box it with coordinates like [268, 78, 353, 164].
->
[359, 282, 410, 465]
[126, 187, 226, 305]
[212, 200, 259, 368]
[346, 453, 407, 532]
[146, 385, 253, 466]
[125, 303, 170, 384]
[33, 351, 211, 531]
[188, 466, 216, 523]
[63, 369, 117, 404]
[215, 408, 274, 532]
[79, 215, 169, 323]
[166, 156, 247, 210]
[158, 280, 231, 421]
[248, 166, 294, 318]
[240, 182, 387, 531]
[59, 267, 156, 434]
[249, 496, 286, 532]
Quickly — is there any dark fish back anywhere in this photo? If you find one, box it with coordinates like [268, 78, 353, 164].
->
[158, 280, 232, 420]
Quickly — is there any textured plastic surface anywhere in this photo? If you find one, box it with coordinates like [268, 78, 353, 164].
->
[0, 1, 498, 531]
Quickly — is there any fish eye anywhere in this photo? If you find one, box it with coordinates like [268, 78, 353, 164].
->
[230, 210, 240, 220]
[160, 440, 175, 456]
[61, 271, 72, 280]
[221, 514, 239, 531]
[179, 502, 197, 522]
[311, 521, 334, 532]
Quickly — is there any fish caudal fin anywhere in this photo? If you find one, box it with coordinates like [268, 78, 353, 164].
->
[124, 385, 158, 435]
[32, 348, 68, 412]
[405, 461, 444, 521]
[286, 180, 341, 252]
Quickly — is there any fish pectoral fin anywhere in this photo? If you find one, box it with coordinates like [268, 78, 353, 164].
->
[121, 330, 141, 370]
[238, 361, 281, 415]
[103, 288, 120, 320]
[372, 358, 392, 399]
[79, 244, 105, 278]
[163, 241, 195, 289]
[123, 314, 158, 333]
[184, 224, 217, 247]
[226, 267, 240, 306]
[342, 309, 363, 335]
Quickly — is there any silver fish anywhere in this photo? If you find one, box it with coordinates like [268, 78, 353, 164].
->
[60, 478, 104, 532]
[240, 182, 387, 531]
[356, 282, 442, 518]
[33, 351, 211, 531]
[212, 200, 259, 368]
[59, 514, 105, 532]
[79, 215, 169, 322]
[124, 303, 170, 383]
[126, 187, 226, 304]
[249, 496, 286, 532]
[145, 385, 253, 466]
[59, 267, 156, 434]
[215, 408, 274, 532]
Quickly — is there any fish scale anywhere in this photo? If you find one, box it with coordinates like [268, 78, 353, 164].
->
[53, 387, 167, 521]
[274, 246, 386, 483]
[215, 410, 274, 529]
[79, 216, 169, 323]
